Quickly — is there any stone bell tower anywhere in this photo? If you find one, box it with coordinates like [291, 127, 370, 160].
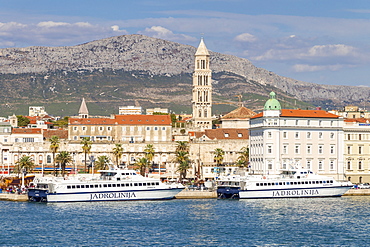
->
[192, 38, 212, 130]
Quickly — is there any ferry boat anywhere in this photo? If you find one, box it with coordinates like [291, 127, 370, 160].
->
[28, 168, 184, 203]
[217, 167, 352, 199]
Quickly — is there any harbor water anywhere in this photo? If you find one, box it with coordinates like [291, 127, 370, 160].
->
[1, 197, 369, 246]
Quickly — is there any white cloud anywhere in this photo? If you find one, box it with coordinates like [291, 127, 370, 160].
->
[234, 33, 257, 43]
[307, 44, 356, 57]
[139, 26, 196, 42]
[37, 21, 70, 28]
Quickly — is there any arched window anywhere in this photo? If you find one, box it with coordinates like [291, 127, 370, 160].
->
[47, 155, 52, 163]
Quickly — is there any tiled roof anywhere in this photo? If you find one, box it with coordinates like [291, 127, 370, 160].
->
[222, 106, 256, 119]
[193, 128, 249, 140]
[69, 114, 172, 125]
[12, 128, 42, 134]
[43, 129, 68, 139]
[251, 109, 340, 119]
[344, 118, 370, 123]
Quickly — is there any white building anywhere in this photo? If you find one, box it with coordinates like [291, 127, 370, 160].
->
[146, 108, 168, 115]
[119, 106, 142, 115]
[29, 106, 48, 117]
[249, 92, 345, 180]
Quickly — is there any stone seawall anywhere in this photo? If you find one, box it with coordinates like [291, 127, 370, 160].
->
[0, 193, 28, 201]
[175, 190, 217, 199]
[343, 189, 370, 196]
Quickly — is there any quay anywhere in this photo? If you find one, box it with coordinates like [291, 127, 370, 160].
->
[0, 189, 369, 201]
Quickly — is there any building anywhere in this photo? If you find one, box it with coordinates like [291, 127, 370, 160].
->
[343, 118, 370, 183]
[249, 92, 345, 180]
[119, 106, 142, 115]
[146, 108, 168, 115]
[192, 38, 212, 130]
[29, 106, 48, 117]
[221, 106, 256, 128]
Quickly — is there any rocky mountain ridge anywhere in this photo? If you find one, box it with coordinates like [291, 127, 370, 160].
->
[0, 34, 368, 116]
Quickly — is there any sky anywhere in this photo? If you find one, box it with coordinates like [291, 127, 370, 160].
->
[1, 0, 370, 87]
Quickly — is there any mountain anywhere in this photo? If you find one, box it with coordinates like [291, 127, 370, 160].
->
[0, 34, 367, 116]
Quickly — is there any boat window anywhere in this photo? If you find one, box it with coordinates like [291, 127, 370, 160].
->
[279, 182, 282, 185]
[294, 182, 297, 185]
[319, 181, 323, 184]
[81, 185, 85, 188]
[330, 180, 333, 183]
[67, 186, 71, 189]
[103, 184, 107, 187]
[72, 185, 76, 189]
[151, 183, 155, 186]
[76, 185, 81, 189]
[139, 183, 142, 186]
[305, 181, 308, 184]
[112, 184, 116, 187]
[94, 184, 99, 188]
[134, 183, 138, 186]
[143, 183, 147, 186]
[286, 182, 290, 185]
[117, 184, 120, 187]
[263, 183, 267, 186]
[108, 184, 112, 187]
[256, 183, 260, 186]
[156, 182, 159, 186]
[117, 178, 120, 181]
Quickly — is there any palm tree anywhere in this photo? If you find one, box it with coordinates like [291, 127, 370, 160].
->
[144, 144, 155, 172]
[55, 151, 72, 176]
[237, 147, 249, 167]
[176, 141, 189, 153]
[81, 137, 92, 173]
[49, 135, 60, 176]
[175, 150, 191, 181]
[214, 148, 225, 166]
[95, 155, 111, 170]
[112, 143, 123, 168]
[134, 157, 148, 176]
[15, 156, 35, 176]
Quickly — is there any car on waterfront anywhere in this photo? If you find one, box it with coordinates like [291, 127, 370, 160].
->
[358, 183, 370, 189]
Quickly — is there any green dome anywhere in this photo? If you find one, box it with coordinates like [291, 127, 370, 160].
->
[264, 92, 281, 110]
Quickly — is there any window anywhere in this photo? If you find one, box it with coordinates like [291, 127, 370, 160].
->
[307, 145, 312, 154]
[73, 126, 78, 131]
[283, 132, 287, 138]
[162, 127, 166, 131]
[359, 146, 362, 154]
[330, 160, 334, 170]
[318, 145, 323, 154]
[307, 120, 310, 126]
[268, 162, 272, 170]
[295, 132, 299, 139]
[146, 127, 150, 130]
[318, 160, 323, 170]
[347, 161, 351, 170]
[107, 127, 111, 131]
[283, 145, 288, 154]
[348, 146, 351, 154]
[238, 133, 243, 137]
[330, 145, 335, 154]
[348, 134, 351, 140]
[307, 160, 311, 169]
[82, 126, 86, 131]
[359, 134, 362, 141]
[268, 132, 272, 138]
[47, 155, 52, 163]
[307, 132, 311, 139]
[224, 133, 229, 137]
[330, 132, 334, 139]
[267, 145, 272, 154]
[359, 161, 362, 170]
[296, 120, 299, 125]
[295, 145, 300, 154]
[319, 120, 322, 126]
[99, 127, 104, 131]
[319, 132, 323, 139]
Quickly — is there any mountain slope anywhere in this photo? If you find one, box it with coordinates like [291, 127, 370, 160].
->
[0, 34, 366, 116]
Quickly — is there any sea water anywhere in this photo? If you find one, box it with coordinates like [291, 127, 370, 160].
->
[0, 197, 369, 246]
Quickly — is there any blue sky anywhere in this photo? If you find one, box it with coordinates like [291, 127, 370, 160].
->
[1, 0, 370, 87]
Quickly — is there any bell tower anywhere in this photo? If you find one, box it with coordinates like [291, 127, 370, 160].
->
[192, 38, 212, 130]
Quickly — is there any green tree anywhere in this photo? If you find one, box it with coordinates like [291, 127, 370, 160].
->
[175, 151, 191, 181]
[55, 151, 72, 176]
[214, 148, 225, 166]
[95, 155, 111, 170]
[236, 147, 249, 167]
[16, 115, 30, 127]
[15, 156, 35, 176]
[81, 137, 92, 173]
[144, 144, 155, 171]
[112, 143, 123, 167]
[53, 116, 69, 128]
[49, 135, 60, 176]
[176, 141, 189, 153]
[134, 157, 149, 176]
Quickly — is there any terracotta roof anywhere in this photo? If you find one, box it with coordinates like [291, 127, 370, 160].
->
[251, 109, 340, 119]
[344, 118, 370, 123]
[193, 128, 249, 140]
[12, 128, 42, 134]
[69, 115, 172, 125]
[43, 129, 68, 139]
[222, 106, 256, 119]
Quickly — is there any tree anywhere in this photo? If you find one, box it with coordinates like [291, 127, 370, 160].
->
[56, 151, 72, 176]
[237, 147, 249, 167]
[134, 157, 149, 176]
[176, 141, 189, 153]
[112, 143, 123, 167]
[144, 144, 155, 171]
[49, 135, 60, 176]
[15, 156, 35, 176]
[214, 148, 225, 166]
[175, 151, 191, 181]
[16, 115, 30, 127]
[53, 116, 69, 128]
[95, 155, 111, 170]
[81, 137, 92, 173]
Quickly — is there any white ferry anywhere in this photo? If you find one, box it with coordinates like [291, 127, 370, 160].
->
[28, 168, 184, 203]
[217, 167, 352, 199]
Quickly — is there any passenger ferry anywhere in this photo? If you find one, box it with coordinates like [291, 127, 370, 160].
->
[217, 167, 352, 199]
[28, 168, 184, 203]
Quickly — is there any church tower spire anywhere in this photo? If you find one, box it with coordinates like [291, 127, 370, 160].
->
[78, 98, 89, 118]
[192, 38, 212, 130]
